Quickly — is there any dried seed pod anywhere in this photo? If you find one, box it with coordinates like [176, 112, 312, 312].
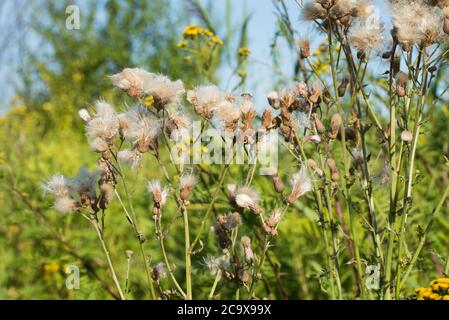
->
[312, 114, 326, 134]
[327, 158, 340, 182]
[299, 38, 311, 59]
[392, 55, 401, 76]
[337, 127, 358, 144]
[241, 236, 254, 262]
[267, 167, 285, 193]
[329, 113, 342, 139]
[262, 109, 273, 130]
[264, 210, 283, 236]
[292, 82, 308, 98]
[303, 134, 321, 144]
[382, 51, 392, 59]
[309, 84, 322, 104]
[428, 65, 437, 73]
[338, 77, 349, 97]
[214, 222, 231, 249]
[396, 71, 408, 97]
[307, 159, 324, 176]
[99, 183, 114, 210]
[357, 51, 367, 62]
[179, 174, 196, 202]
[238, 269, 250, 283]
[267, 91, 280, 109]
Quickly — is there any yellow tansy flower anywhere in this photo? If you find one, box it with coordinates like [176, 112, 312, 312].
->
[144, 95, 154, 107]
[211, 35, 223, 46]
[177, 41, 188, 48]
[238, 47, 251, 57]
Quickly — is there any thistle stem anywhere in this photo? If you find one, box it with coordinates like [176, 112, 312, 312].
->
[91, 218, 125, 300]
[182, 205, 192, 300]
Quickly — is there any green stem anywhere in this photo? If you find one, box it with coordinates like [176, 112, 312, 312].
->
[208, 271, 222, 300]
[399, 184, 449, 289]
[190, 164, 230, 252]
[157, 217, 186, 298]
[91, 219, 125, 300]
[182, 205, 192, 300]
[115, 162, 157, 299]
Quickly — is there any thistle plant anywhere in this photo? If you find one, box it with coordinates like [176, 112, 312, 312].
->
[39, 0, 449, 300]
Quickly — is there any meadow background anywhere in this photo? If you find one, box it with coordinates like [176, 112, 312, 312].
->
[1, 0, 449, 300]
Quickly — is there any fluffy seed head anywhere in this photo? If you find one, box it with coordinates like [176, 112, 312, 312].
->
[86, 101, 119, 144]
[287, 165, 312, 204]
[180, 173, 196, 201]
[187, 85, 225, 120]
[234, 187, 262, 214]
[117, 148, 142, 167]
[110, 68, 153, 97]
[148, 179, 168, 207]
[121, 106, 161, 153]
[142, 74, 185, 109]
[43, 175, 70, 198]
[54, 196, 80, 213]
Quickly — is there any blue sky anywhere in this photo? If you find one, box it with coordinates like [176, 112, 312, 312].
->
[0, 0, 302, 114]
[194, 0, 300, 108]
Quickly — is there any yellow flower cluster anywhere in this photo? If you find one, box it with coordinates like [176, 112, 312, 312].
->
[238, 47, 251, 58]
[179, 24, 223, 48]
[44, 261, 61, 274]
[416, 278, 449, 300]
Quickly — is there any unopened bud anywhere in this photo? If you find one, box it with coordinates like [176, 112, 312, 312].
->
[338, 77, 349, 97]
[312, 114, 326, 134]
[267, 91, 280, 109]
[78, 108, 91, 122]
[327, 158, 339, 182]
[262, 109, 273, 130]
[401, 130, 413, 143]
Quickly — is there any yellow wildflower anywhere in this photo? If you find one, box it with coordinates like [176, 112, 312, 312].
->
[443, 295, 449, 300]
[44, 262, 61, 274]
[202, 29, 214, 37]
[201, 146, 209, 153]
[440, 282, 449, 290]
[238, 47, 251, 57]
[211, 35, 223, 46]
[144, 95, 154, 107]
[7, 224, 20, 236]
[177, 41, 188, 48]
[430, 293, 442, 300]
[183, 24, 201, 38]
